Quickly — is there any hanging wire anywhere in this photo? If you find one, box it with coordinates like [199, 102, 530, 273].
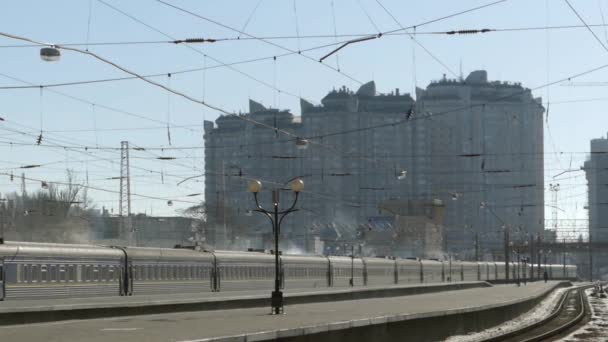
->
[374, 0, 458, 78]
[599, 0, 608, 44]
[201, 53, 207, 149]
[37, 86, 44, 145]
[166, 73, 172, 146]
[545, 0, 564, 173]
[85, 0, 93, 51]
[293, 0, 301, 53]
[156, 0, 364, 85]
[237, 0, 264, 39]
[91, 104, 99, 147]
[357, 0, 381, 33]
[273, 56, 277, 108]
[412, 27, 417, 95]
[545, 0, 551, 124]
[330, 0, 341, 72]
[202, 55, 207, 104]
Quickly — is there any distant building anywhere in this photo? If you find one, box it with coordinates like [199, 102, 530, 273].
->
[584, 136, 608, 278]
[371, 199, 446, 258]
[91, 214, 195, 248]
[204, 82, 416, 251]
[584, 137, 608, 242]
[416, 71, 545, 256]
[204, 71, 545, 258]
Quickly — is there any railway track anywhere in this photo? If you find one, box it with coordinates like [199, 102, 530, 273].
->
[482, 285, 590, 342]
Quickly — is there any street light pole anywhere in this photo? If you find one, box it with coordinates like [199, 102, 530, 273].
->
[589, 232, 593, 282]
[475, 232, 479, 262]
[350, 245, 354, 287]
[537, 235, 541, 280]
[516, 245, 521, 286]
[248, 179, 304, 315]
[562, 238, 566, 279]
[505, 228, 510, 283]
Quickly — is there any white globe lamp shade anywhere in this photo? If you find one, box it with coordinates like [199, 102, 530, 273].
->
[291, 179, 304, 193]
[248, 180, 262, 193]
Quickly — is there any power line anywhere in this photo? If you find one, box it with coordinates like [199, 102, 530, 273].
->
[0, 72, 200, 134]
[374, 0, 458, 77]
[155, 0, 365, 85]
[0, 172, 200, 204]
[4, 23, 608, 48]
[96, 0, 302, 101]
[564, 0, 608, 53]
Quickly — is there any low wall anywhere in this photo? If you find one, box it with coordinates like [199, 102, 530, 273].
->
[276, 281, 571, 342]
[0, 282, 490, 326]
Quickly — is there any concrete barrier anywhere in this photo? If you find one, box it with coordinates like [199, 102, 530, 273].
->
[275, 281, 572, 342]
[0, 281, 490, 326]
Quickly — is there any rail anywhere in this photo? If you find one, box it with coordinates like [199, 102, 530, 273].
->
[482, 284, 592, 342]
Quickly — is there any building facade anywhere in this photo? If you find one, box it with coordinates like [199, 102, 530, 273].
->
[585, 137, 608, 242]
[584, 136, 608, 278]
[204, 71, 545, 258]
[204, 81, 417, 252]
[416, 71, 545, 257]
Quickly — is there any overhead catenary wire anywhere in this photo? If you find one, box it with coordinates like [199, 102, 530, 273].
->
[0, 29, 407, 174]
[329, 0, 341, 71]
[0, 172, 200, 205]
[155, 0, 365, 85]
[0, 1, 592, 215]
[96, 0, 302, 101]
[564, 0, 608, 53]
[6, 22, 608, 50]
[0, 31, 305, 147]
[374, 0, 458, 78]
[237, 0, 264, 39]
[0, 1, 518, 93]
[0, 72, 201, 134]
[155, 0, 507, 87]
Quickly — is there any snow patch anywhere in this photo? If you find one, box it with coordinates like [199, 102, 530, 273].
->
[446, 287, 568, 342]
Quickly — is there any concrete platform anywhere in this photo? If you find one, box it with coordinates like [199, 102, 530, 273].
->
[0, 281, 570, 342]
[0, 281, 489, 325]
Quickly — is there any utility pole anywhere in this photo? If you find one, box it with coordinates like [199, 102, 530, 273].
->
[529, 234, 534, 281]
[475, 232, 479, 262]
[504, 227, 510, 282]
[20, 173, 26, 197]
[537, 235, 541, 280]
[549, 183, 560, 230]
[516, 245, 521, 286]
[221, 160, 227, 248]
[119, 141, 132, 245]
[350, 244, 354, 287]
[589, 230, 593, 281]
[0, 201, 5, 244]
[562, 238, 566, 278]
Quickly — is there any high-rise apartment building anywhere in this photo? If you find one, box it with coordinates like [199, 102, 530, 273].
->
[204, 71, 545, 258]
[584, 137, 608, 243]
[416, 71, 545, 257]
[204, 81, 416, 252]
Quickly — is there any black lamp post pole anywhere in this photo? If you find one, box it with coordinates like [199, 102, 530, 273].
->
[252, 189, 299, 315]
[517, 246, 521, 286]
[350, 245, 354, 287]
[273, 191, 280, 311]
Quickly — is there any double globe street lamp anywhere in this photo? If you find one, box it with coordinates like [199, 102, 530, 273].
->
[248, 178, 304, 315]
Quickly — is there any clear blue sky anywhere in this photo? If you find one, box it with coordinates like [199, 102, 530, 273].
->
[0, 0, 606, 229]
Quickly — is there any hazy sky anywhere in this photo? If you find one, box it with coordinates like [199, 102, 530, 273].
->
[0, 0, 606, 227]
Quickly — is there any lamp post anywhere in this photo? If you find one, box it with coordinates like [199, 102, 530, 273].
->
[508, 240, 514, 283]
[516, 244, 521, 286]
[545, 250, 551, 278]
[523, 240, 529, 284]
[248, 178, 303, 315]
[349, 244, 354, 287]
